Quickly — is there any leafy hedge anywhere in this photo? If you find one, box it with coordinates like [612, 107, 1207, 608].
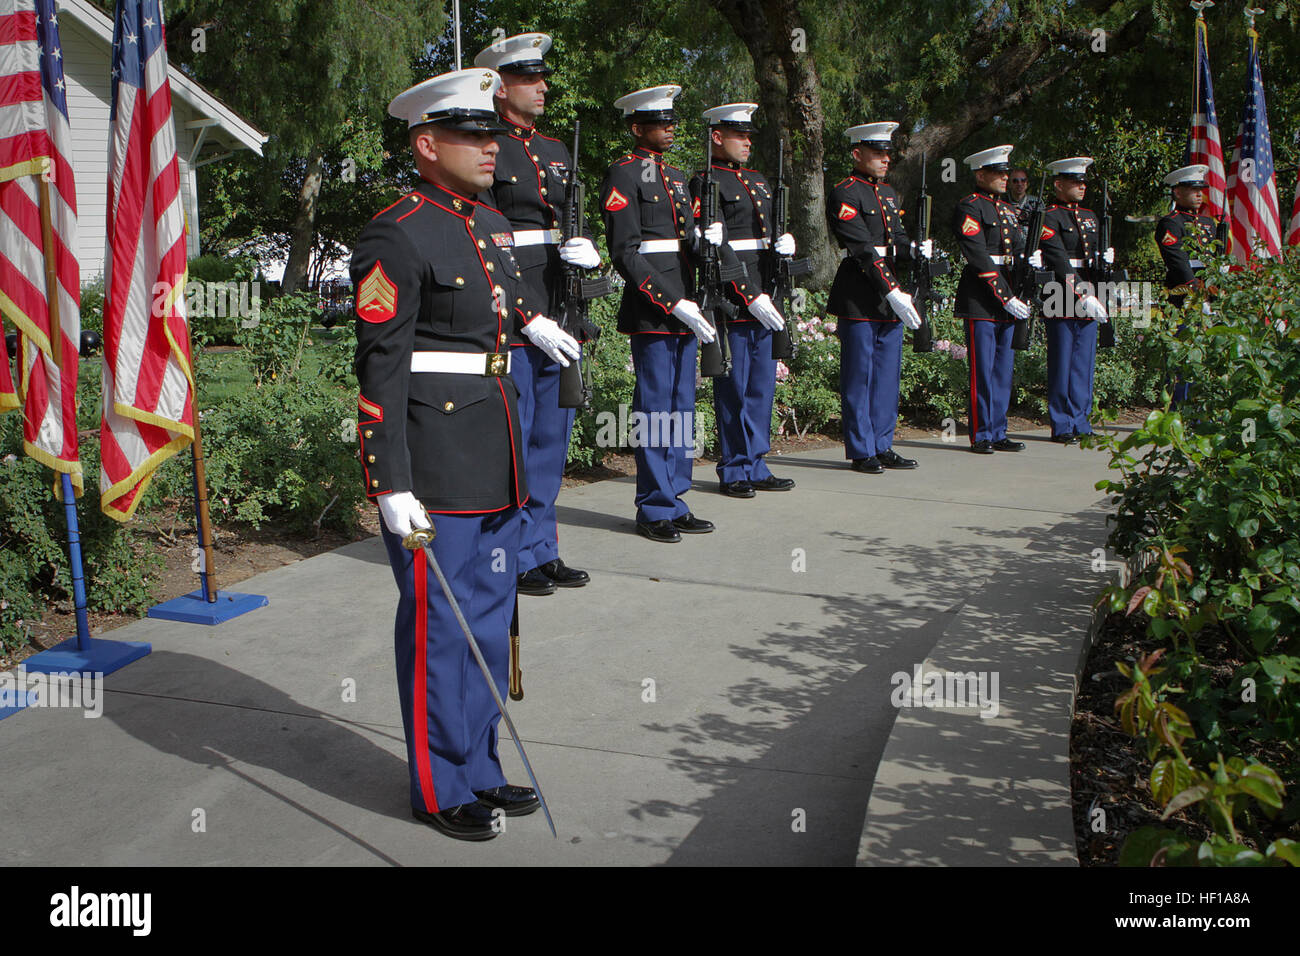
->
[1093, 244, 1300, 866]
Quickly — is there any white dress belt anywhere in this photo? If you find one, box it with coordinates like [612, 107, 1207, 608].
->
[512, 228, 562, 246]
[638, 239, 681, 254]
[987, 254, 1012, 265]
[727, 238, 770, 251]
[1068, 258, 1086, 268]
[410, 351, 512, 375]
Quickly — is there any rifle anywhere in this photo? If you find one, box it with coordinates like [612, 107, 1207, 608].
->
[698, 127, 744, 377]
[551, 121, 612, 408]
[908, 152, 950, 353]
[769, 138, 813, 360]
[1010, 168, 1050, 350]
[1094, 178, 1125, 349]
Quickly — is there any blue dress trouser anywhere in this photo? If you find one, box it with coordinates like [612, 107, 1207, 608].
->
[630, 333, 698, 523]
[380, 508, 521, 813]
[1045, 318, 1098, 436]
[714, 323, 777, 483]
[839, 319, 904, 460]
[964, 318, 1015, 444]
[509, 344, 576, 571]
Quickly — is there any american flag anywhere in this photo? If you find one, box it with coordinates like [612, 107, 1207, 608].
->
[1184, 15, 1226, 219]
[100, 0, 194, 520]
[1224, 31, 1282, 264]
[0, 0, 82, 490]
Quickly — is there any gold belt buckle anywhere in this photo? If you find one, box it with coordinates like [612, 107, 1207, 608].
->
[484, 352, 509, 377]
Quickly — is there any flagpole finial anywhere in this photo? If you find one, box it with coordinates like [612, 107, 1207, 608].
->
[1190, 0, 1214, 18]
[1245, 6, 1263, 32]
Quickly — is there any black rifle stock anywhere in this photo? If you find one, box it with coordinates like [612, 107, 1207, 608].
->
[909, 152, 949, 353]
[1095, 178, 1125, 349]
[769, 138, 812, 360]
[1011, 169, 1050, 350]
[698, 129, 742, 377]
[551, 121, 612, 408]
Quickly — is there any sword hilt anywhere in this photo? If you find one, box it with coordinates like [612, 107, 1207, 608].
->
[402, 526, 435, 550]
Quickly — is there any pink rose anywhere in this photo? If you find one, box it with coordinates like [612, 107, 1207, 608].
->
[776, 360, 790, 382]
[824, 321, 837, 333]
[952, 345, 968, 361]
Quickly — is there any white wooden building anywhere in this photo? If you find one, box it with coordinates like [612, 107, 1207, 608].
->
[58, 0, 267, 283]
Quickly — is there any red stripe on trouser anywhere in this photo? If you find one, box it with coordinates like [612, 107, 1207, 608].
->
[412, 547, 438, 813]
[966, 318, 980, 444]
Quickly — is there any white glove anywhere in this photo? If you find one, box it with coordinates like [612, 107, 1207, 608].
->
[1005, 297, 1031, 321]
[916, 239, 933, 260]
[378, 491, 431, 539]
[747, 293, 785, 331]
[885, 288, 923, 330]
[774, 233, 796, 256]
[521, 316, 581, 367]
[1028, 249, 1043, 269]
[559, 237, 600, 269]
[1079, 294, 1109, 321]
[1103, 247, 1115, 265]
[699, 221, 724, 247]
[672, 299, 716, 343]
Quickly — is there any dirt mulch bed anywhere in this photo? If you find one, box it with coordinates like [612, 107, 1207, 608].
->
[1070, 607, 1295, 865]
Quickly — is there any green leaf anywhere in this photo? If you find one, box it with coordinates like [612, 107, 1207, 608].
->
[1162, 784, 1211, 819]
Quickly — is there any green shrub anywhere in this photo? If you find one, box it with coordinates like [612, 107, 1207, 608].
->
[234, 291, 319, 387]
[1093, 245, 1300, 865]
[187, 254, 263, 348]
[196, 374, 364, 534]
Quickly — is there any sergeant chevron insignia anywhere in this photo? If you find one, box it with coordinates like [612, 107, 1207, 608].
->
[357, 261, 397, 323]
[961, 215, 981, 236]
[605, 188, 629, 211]
[1160, 231, 1178, 246]
[1040, 225, 1056, 240]
[837, 202, 857, 220]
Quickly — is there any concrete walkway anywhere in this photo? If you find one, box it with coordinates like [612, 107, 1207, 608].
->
[1, 427, 1118, 866]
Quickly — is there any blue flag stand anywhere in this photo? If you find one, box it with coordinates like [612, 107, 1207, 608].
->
[146, 333, 266, 625]
[21, 473, 152, 680]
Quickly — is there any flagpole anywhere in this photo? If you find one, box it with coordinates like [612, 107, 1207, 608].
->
[452, 0, 462, 69]
[37, 173, 91, 652]
[187, 333, 218, 604]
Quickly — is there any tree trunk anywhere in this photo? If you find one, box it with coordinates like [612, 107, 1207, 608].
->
[710, 0, 836, 291]
[281, 144, 325, 294]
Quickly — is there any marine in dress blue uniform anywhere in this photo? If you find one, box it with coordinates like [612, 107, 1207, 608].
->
[688, 103, 797, 498]
[1038, 156, 1113, 443]
[352, 69, 545, 841]
[600, 85, 722, 543]
[825, 122, 927, 474]
[474, 33, 598, 596]
[1155, 164, 1216, 405]
[953, 145, 1034, 454]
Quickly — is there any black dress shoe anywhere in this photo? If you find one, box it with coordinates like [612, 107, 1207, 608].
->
[876, 449, 918, 469]
[851, 457, 884, 474]
[992, 438, 1025, 452]
[971, 440, 995, 455]
[672, 512, 714, 533]
[538, 558, 589, 587]
[751, 475, 795, 491]
[637, 519, 681, 543]
[720, 480, 756, 498]
[474, 784, 540, 817]
[412, 802, 499, 841]
[517, 567, 557, 596]
[1051, 433, 1080, 445]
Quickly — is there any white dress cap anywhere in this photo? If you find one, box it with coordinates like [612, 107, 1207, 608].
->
[845, 122, 899, 148]
[963, 145, 1015, 171]
[614, 85, 682, 121]
[473, 33, 553, 75]
[388, 68, 504, 131]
